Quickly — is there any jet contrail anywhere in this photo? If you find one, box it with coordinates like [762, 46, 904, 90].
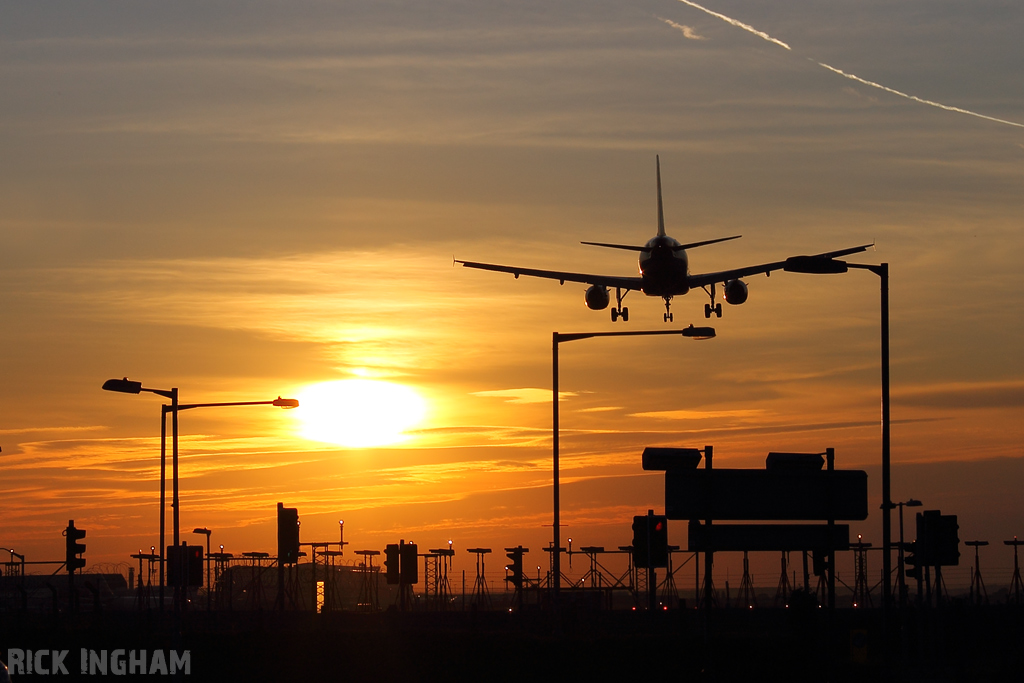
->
[815, 61, 1024, 129]
[672, 0, 1024, 128]
[675, 0, 790, 50]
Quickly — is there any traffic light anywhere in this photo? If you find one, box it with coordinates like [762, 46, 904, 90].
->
[277, 502, 300, 565]
[65, 520, 86, 573]
[632, 512, 669, 569]
[505, 546, 525, 590]
[384, 544, 400, 584]
[400, 542, 418, 584]
[167, 544, 204, 587]
[905, 542, 921, 580]
[650, 515, 669, 569]
[632, 515, 650, 568]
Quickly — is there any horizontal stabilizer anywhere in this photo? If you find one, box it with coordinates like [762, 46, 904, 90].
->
[673, 235, 741, 251]
[580, 241, 648, 252]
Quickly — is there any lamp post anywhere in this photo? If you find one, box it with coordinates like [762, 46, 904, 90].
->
[102, 378, 177, 608]
[784, 256, 893, 622]
[551, 324, 715, 601]
[192, 527, 212, 611]
[103, 378, 298, 609]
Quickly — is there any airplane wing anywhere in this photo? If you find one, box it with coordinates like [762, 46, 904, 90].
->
[687, 243, 874, 289]
[455, 259, 642, 290]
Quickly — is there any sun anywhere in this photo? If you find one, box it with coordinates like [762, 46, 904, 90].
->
[295, 380, 427, 448]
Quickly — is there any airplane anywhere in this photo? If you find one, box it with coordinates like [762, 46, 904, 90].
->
[456, 156, 872, 322]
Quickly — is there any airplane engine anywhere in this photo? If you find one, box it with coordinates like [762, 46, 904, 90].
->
[724, 279, 748, 305]
[584, 285, 610, 310]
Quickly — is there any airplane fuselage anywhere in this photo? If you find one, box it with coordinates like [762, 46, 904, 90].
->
[638, 235, 690, 297]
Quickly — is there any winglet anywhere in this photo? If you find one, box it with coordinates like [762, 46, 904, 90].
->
[656, 155, 665, 237]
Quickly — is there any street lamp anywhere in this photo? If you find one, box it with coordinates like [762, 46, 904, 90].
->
[103, 378, 298, 609]
[192, 527, 212, 611]
[784, 255, 893, 621]
[102, 378, 178, 607]
[551, 324, 715, 600]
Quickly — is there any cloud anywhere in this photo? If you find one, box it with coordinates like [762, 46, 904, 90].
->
[630, 408, 765, 420]
[0, 425, 105, 436]
[659, 18, 705, 41]
[471, 388, 576, 404]
[897, 381, 1024, 409]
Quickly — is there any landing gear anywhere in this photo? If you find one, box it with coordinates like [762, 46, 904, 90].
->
[610, 287, 629, 322]
[663, 296, 674, 323]
[702, 283, 723, 319]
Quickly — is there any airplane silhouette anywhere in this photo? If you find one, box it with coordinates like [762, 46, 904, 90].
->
[456, 156, 871, 322]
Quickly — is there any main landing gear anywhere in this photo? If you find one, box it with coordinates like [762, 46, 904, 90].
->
[610, 287, 629, 322]
[703, 283, 723, 319]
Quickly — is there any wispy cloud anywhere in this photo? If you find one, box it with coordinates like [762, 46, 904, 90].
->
[471, 388, 577, 404]
[0, 425, 105, 436]
[630, 408, 765, 420]
[896, 381, 1024, 409]
[659, 18, 705, 41]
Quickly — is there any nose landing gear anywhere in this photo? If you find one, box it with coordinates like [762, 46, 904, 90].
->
[663, 296, 674, 323]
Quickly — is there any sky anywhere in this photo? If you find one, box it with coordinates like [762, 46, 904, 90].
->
[2, 0, 1023, 592]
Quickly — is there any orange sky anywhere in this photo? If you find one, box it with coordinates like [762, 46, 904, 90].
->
[2, 0, 1023, 589]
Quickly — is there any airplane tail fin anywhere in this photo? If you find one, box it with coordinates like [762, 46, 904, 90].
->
[656, 155, 666, 237]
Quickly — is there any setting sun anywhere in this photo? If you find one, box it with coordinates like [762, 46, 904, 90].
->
[295, 379, 427, 448]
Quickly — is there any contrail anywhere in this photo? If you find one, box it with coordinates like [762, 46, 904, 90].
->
[815, 61, 1024, 128]
[672, 0, 1024, 128]
[675, 0, 790, 50]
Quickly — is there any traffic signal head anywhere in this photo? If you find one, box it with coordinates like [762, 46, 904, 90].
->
[400, 542, 419, 584]
[65, 520, 86, 573]
[384, 544, 400, 585]
[277, 503, 300, 565]
[650, 515, 669, 568]
[167, 544, 204, 587]
[631, 515, 650, 568]
[905, 541, 921, 580]
[632, 513, 669, 569]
